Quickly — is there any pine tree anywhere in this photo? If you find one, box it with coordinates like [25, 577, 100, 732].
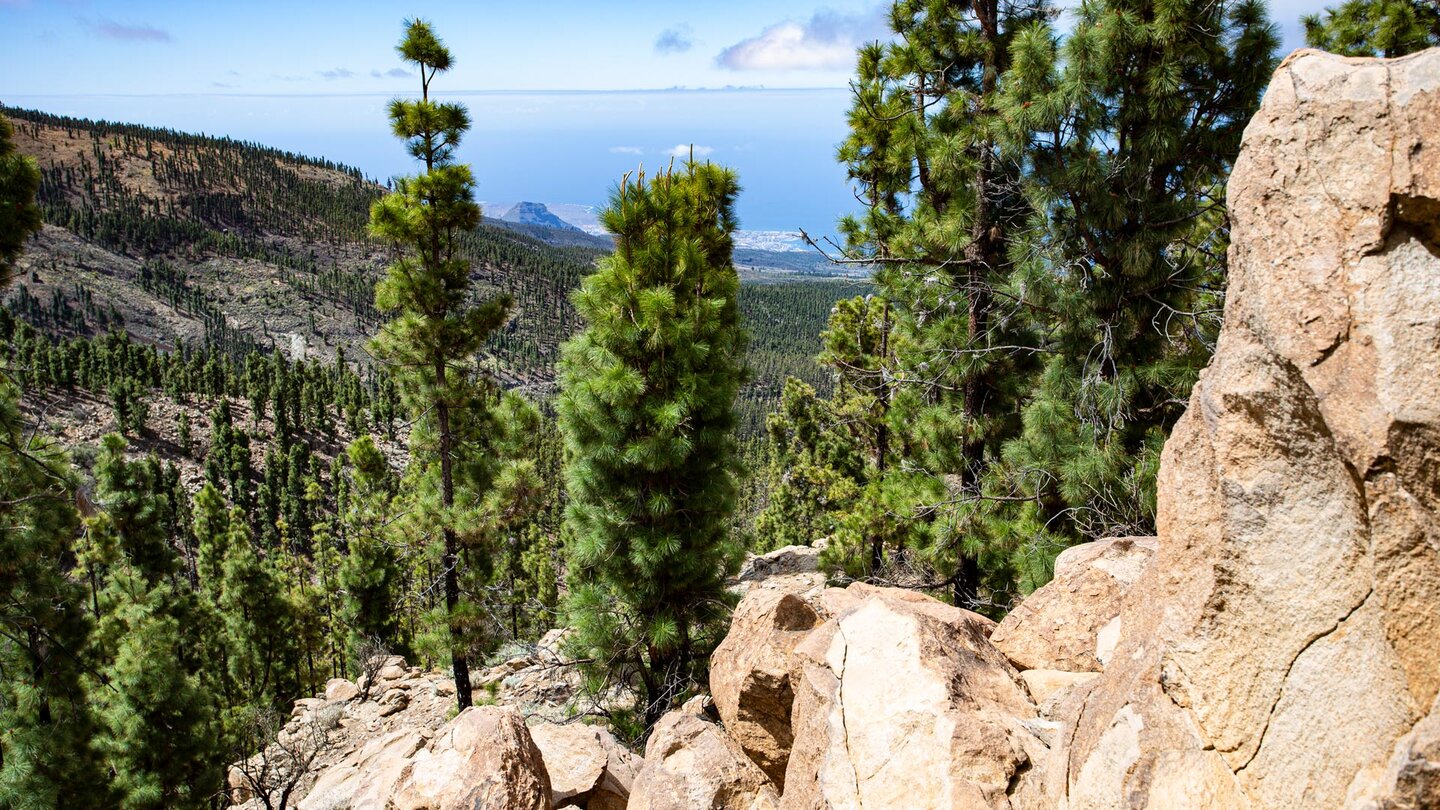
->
[92, 575, 224, 810]
[0, 378, 111, 808]
[86, 439, 222, 809]
[996, 0, 1278, 574]
[1304, 0, 1440, 56]
[338, 436, 404, 660]
[89, 434, 175, 586]
[754, 378, 863, 551]
[834, 0, 1050, 605]
[193, 482, 231, 599]
[0, 114, 42, 287]
[218, 511, 300, 710]
[368, 19, 511, 710]
[559, 159, 748, 729]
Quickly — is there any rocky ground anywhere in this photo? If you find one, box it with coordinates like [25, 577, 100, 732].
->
[228, 47, 1440, 810]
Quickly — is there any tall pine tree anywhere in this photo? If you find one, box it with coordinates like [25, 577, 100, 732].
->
[87, 438, 223, 810]
[560, 159, 748, 730]
[0, 378, 110, 808]
[833, 0, 1049, 605]
[995, 0, 1277, 572]
[368, 19, 511, 710]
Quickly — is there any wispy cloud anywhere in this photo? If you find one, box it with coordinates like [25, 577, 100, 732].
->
[371, 67, 412, 79]
[319, 67, 355, 80]
[81, 17, 173, 43]
[666, 144, 714, 158]
[610, 146, 644, 155]
[655, 25, 693, 54]
[717, 6, 885, 70]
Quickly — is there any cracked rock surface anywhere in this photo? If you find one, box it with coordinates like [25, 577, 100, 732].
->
[779, 584, 1045, 810]
[1059, 47, 1440, 809]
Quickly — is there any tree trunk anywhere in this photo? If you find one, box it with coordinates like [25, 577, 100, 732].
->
[643, 648, 672, 730]
[435, 362, 471, 711]
[953, 552, 983, 610]
[952, 0, 1004, 612]
[870, 298, 893, 576]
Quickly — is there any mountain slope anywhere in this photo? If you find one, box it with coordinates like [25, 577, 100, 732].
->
[6, 106, 598, 390]
[4, 106, 860, 430]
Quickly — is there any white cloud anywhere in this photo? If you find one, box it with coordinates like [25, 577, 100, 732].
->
[716, 6, 886, 71]
[665, 144, 714, 158]
[609, 146, 644, 155]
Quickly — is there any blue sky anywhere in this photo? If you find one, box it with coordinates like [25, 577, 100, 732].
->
[1, 0, 1318, 234]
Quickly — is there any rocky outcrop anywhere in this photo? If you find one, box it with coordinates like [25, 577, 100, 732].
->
[989, 536, 1155, 672]
[629, 697, 781, 810]
[531, 722, 641, 810]
[471, 629, 635, 722]
[718, 47, 1438, 810]
[710, 588, 821, 787]
[1365, 694, 1440, 809]
[230, 640, 611, 810]
[1054, 47, 1440, 810]
[389, 707, 552, 810]
[780, 584, 1047, 809]
[297, 728, 427, 810]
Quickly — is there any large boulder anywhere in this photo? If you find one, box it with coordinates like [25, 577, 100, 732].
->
[389, 706, 553, 810]
[733, 543, 827, 602]
[710, 588, 821, 787]
[531, 722, 641, 810]
[1060, 48, 1440, 808]
[629, 696, 780, 810]
[989, 536, 1156, 672]
[780, 583, 1048, 810]
[297, 728, 428, 810]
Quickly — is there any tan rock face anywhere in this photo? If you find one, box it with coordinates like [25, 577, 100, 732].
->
[1060, 47, 1440, 809]
[733, 543, 828, 603]
[531, 722, 640, 810]
[297, 728, 428, 810]
[629, 697, 780, 810]
[989, 536, 1155, 672]
[780, 584, 1043, 810]
[389, 706, 553, 810]
[323, 678, 359, 703]
[1362, 694, 1440, 810]
[1018, 669, 1099, 708]
[710, 588, 820, 787]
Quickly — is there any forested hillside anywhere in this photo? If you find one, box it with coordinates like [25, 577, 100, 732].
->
[4, 106, 598, 386]
[3, 106, 850, 411]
